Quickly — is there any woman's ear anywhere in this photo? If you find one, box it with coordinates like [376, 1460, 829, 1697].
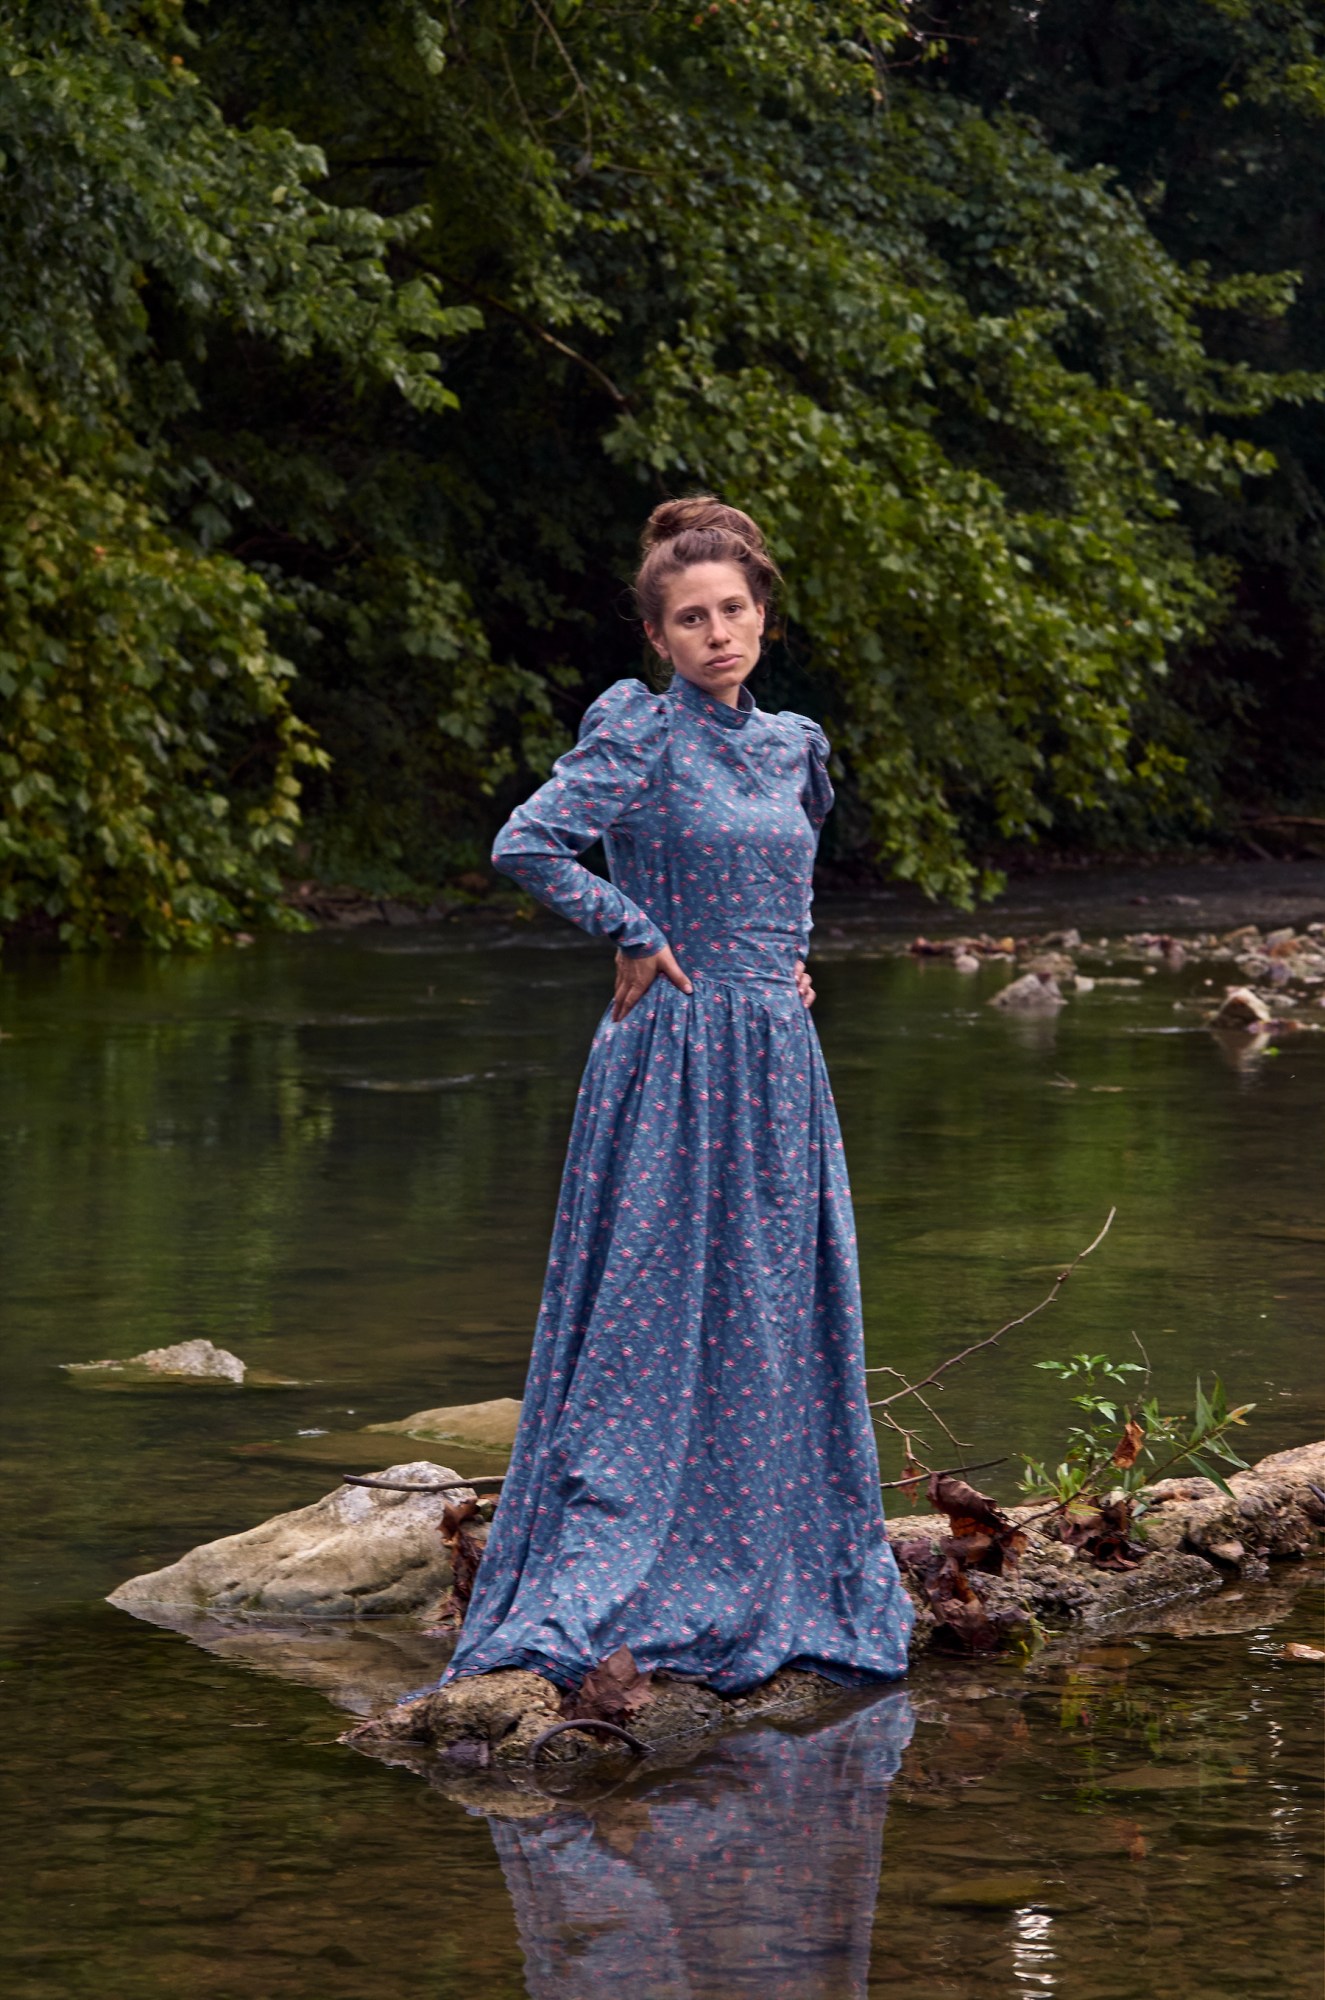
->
[755, 601, 767, 638]
[643, 621, 670, 662]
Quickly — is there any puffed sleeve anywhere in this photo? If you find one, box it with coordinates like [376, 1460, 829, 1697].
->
[779, 711, 834, 961]
[491, 679, 670, 957]
[780, 711, 834, 833]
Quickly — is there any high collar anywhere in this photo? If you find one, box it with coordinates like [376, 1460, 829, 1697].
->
[670, 672, 757, 730]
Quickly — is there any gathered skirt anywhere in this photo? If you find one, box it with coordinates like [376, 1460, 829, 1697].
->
[444, 975, 914, 1691]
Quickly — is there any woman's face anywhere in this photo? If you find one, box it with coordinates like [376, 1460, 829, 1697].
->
[646, 560, 765, 707]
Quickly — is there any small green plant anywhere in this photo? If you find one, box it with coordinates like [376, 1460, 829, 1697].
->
[1018, 1351, 1255, 1522]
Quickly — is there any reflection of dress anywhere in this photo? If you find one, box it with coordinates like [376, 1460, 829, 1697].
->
[489, 1692, 914, 2000]
[446, 674, 913, 1691]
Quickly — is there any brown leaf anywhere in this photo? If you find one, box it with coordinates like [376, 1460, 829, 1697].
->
[429, 1496, 485, 1628]
[1052, 1495, 1145, 1570]
[564, 1645, 655, 1726]
[927, 1473, 1011, 1536]
[1111, 1419, 1145, 1469]
[926, 1472, 1025, 1576]
[899, 1440, 925, 1510]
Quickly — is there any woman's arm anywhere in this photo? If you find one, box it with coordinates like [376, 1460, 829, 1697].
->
[491, 679, 672, 960]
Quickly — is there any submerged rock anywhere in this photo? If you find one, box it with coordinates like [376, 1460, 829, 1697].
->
[64, 1337, 247, 1385]
[365, 1397, 522, 1451]
[108, 1461, 476, 1618]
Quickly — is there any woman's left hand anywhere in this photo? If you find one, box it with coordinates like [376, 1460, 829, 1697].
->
[794, 958, 815, 1010]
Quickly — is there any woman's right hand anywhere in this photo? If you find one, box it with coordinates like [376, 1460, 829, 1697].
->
[612, 944, 694, 1022]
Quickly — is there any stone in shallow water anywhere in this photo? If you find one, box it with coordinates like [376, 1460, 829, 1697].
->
[63, 1338, 247, 1384]
[364, 1397, 522, 1450]
[107, 1462, 470, 1618]
[926, 1873, 1061, 1911]
[988, 972, 1066, 1011]
[1096, 1764, 1248, 1793]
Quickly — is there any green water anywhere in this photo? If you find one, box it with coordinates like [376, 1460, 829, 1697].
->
[1, 874, 1322, 1996]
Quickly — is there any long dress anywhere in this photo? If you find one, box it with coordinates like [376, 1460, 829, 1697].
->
[445, 672, 914, 1692]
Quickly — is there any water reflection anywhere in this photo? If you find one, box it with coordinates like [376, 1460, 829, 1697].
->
[485, 1692, 913, 2000]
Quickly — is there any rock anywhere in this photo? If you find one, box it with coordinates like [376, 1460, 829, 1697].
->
[106, 1438, 1325, 1796]
[952, 952, 981, 974]
[1208, 986, 1273, 1030]
[1221, 925, 1262, 947]
[1283, 1643, 1325, 1663]
[345, 1663, 824, 1779]
[1264, 927, 1296, 949]
[1067, 974, 1096, 996]
[365, 1397, 523, 1451]
[989, 972, 1066, 1011]
[1137, 1440, 1325, 1573]
[63, 1338, 246, 1385]
[1040, 928, 1081, 949]
[107, 1462, 473, 1618]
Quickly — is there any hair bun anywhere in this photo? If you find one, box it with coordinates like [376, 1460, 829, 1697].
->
[641, 495, 768, 555]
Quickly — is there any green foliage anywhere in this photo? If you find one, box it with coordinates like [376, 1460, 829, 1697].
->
[0, 0, 473, 942]
[2, 0, 1322, 942]
[1018, 1351, 1255, 1509]
[936, 0, 1325, 825]
[189, 0, 1320, 905]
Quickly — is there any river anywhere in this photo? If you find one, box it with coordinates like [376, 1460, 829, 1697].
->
[1, 861, 1321, 1997]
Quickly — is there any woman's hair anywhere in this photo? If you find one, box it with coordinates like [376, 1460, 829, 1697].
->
[634, 495, 782, 629]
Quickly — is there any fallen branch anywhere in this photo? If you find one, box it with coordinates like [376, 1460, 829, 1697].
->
[340, 1473, 506, 1495]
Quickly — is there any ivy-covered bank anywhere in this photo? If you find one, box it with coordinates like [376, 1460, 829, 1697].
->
[3, 2, 1324, 945]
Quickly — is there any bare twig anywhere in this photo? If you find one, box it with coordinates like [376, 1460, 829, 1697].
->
[880, 1455, 1008, 1492]
[423, 260, 631, 409]
[867, 1207, 1117, 1411]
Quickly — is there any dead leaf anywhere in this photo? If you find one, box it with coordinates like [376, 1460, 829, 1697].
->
[1053, 1495, 1146, 1570]
[425, 1495, 486, 1630]
[564, 1645, 655, 1726]
[1282, 1642, 1325, 1663]
[1112, 1419, 1145, 1469]
[927, 1472, 1026, 1576]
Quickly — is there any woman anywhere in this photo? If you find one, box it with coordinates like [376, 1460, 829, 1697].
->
[446, 497, 913, 1692]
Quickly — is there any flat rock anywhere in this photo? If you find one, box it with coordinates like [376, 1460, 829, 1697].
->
[1138, 1439, 1325, 1571]
[365, 1397, 523, 1451]
[63, 1338, 247, 1385]
[108, 1462, 473, 1619]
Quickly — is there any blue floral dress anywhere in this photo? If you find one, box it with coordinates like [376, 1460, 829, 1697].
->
[445, 673, 914, 1691]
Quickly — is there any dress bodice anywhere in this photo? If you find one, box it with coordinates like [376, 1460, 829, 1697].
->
[491, 675, 832, 985]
